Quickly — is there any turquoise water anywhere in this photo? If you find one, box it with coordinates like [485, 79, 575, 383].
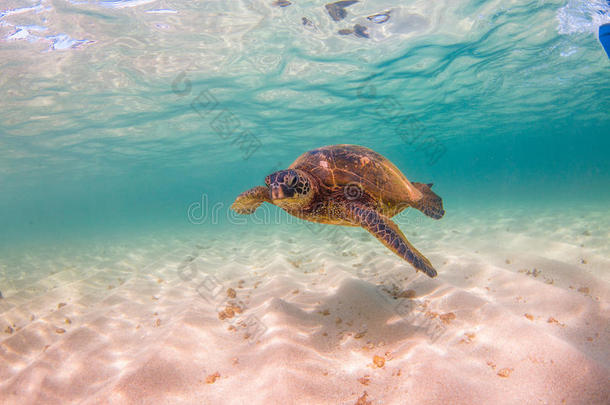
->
[2, 2, 610, 403]
[1, 0, 609, 245]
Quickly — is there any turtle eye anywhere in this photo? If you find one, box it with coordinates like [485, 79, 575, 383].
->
[287, 175, 298, 187]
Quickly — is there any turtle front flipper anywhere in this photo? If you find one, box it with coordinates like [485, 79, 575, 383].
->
[347, 203, 438, 278]
[231, 186, 270, 214]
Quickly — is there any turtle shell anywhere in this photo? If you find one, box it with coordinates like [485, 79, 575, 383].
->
[289, 144, 423, 213]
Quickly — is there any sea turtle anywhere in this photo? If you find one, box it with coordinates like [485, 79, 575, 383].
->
[230, 144, 444, 277]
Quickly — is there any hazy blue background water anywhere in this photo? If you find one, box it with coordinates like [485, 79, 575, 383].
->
[1, 0, 609, 251]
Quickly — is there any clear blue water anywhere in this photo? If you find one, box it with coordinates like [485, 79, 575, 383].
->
[1, 3, 610, 402]
[0, 0, 609, 249]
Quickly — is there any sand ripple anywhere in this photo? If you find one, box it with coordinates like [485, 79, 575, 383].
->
[1, 211, 608, 404]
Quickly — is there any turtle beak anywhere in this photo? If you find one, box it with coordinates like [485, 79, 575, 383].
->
[271, 187, 281, 200]
[270, 184, 294, 200]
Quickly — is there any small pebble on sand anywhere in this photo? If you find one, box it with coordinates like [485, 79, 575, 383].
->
[355, 391, 372, 405]
[205, 372, 220, 384]
[358, 375, 370, 385]
[439, 312, 456, 324]
[354, 331, 367, 339]
[497, 368, 513, 378]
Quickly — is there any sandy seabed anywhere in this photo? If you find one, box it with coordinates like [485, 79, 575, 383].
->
[1, 207, 609, 404]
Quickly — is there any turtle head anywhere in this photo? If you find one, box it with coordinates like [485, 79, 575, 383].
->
[265, 169, 314, 210]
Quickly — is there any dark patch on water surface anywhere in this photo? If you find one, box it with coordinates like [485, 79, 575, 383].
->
[338, 24, 369, 38]
[325, 0, 358, 21]
[354, 24, 369, 38]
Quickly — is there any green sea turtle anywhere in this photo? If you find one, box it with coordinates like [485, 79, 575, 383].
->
[230, 144, 444, 277]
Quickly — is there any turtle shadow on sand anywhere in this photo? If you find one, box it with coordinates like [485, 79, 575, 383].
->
[265, 277, 449, 354]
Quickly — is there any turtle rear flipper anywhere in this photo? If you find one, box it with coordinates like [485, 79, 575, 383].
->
[348, 203, 437, 278]
[412, 183, 444, 219]
[231, 186, 270, 214]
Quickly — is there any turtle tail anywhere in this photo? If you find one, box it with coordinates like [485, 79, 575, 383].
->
[412, 183, 444, 219]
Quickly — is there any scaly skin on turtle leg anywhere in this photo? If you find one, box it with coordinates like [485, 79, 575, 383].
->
[346, 203, 438, 278]
[231, 186, 270, 214]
